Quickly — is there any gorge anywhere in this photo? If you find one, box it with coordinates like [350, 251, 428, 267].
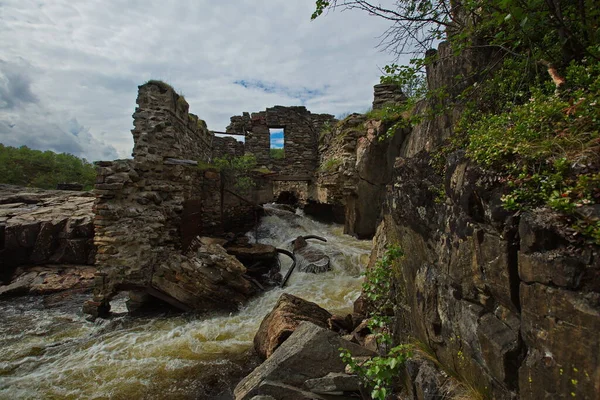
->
[1, 38, 599, 400]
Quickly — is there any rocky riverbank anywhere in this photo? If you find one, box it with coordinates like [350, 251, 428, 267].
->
[0, 184, 96, 296]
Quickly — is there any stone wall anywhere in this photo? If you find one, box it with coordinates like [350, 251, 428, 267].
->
[212, 136, 245, 159]
[89, 82, 269, 313]
[132, 81, 213, 163]
[266, 106, 335, 176]
[272, 181, 309, 205]
[227, 106, 335, 176]
[372, 83, 406, 110]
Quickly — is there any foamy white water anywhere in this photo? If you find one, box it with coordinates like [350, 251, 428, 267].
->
[0, 206, 371, 399]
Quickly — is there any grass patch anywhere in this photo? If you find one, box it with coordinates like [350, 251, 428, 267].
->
[197, 160, 218, 171]
[321, 158, 342, 172]
[145, 79, 174, 92]
[270, 148, 284, 159]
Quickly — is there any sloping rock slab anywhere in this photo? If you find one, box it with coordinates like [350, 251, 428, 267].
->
[235, 322, 375, 400]
[151, 242, 254, 311]
[254, 293, 332, 359]
[0, 265, 96, 297]
[252, 381, 326, 400]
[304, 372, 360, 394]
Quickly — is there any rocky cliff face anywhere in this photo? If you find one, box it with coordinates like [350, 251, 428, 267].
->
[0, 185, 95, 285]
[372, 150, 599, 399]
[313, 85, 407, 238]
[365, 43, 600, 399]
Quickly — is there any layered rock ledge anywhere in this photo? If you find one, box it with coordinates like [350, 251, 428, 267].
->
[0, 184, 96, 287]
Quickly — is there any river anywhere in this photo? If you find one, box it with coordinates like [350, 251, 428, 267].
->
[0, 206, 371, 399]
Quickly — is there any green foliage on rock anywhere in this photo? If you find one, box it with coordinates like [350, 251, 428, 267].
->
[211, 154, 258, 192]
[269, 148, 285, 159]
[341, 246, 413, 400]
[315, 1, 600, 243]
[340, 344, 413, 400]
[321, 157, 342, 172]
[0, 144, 96, 190]
[460, 61, 600, 243]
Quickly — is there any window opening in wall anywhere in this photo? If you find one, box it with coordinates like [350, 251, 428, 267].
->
[269, 128, 285, 159]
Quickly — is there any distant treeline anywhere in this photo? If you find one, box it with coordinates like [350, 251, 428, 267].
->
[0, 144, 96, 190]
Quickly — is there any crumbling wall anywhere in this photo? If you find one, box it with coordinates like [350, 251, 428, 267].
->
[227, 106, 335, 176]
[89, 82, 266, 314]
[266, 106, 334, 176]
[212, 136, 244, 159]
[226, 112, 270, 166]
[132, 81, 212, 163]
[372, 83, 406, 110]
[272, 181, 309, 205]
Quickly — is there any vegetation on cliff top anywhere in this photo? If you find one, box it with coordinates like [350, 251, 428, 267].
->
[314, 0, 600, 244]
[0, 144, 96, 190]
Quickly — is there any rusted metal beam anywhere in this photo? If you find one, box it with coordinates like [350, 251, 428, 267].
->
[268, 175, 313, 181]
[211, 131, 245, 136]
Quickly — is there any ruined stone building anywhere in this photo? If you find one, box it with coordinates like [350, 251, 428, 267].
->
[84, 80, 403, 318]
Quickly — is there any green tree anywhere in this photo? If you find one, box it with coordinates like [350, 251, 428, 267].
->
[212, 154, 258, 192]
[313, 1, 599, 67]
[0, 144, 96, 190]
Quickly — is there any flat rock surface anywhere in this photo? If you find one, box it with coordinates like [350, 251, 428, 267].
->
[0, 265, 96, 297]
[0, 185, 96, 283]
[0, 184, 94, 226]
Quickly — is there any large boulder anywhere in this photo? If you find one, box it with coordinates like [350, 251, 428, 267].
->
[235, 322, 375, 400]
[254, 293, 332, 359]
[150, 239, 255, 312]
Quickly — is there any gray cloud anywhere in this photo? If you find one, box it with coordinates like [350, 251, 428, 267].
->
[0, 0, 411, 160]
[0, 60, 38, 109]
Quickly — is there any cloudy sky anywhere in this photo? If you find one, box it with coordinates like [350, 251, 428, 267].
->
[0, 0, 407, 161]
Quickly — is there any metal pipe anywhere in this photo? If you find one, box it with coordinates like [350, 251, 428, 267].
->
[301, 235, 327, 242]
[277, 248, 297, 288]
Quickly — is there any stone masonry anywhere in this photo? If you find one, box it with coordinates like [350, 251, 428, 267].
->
[212, 135, 245, 159]
[87, 82, 268, 317]
[227, 106, 335, 176]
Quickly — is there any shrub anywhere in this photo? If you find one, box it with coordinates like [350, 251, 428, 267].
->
[270, 148, 285, 159]
[460, 61, 600, 244]
[321, 157, 342, 172]
[340, 246, 413, 400]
